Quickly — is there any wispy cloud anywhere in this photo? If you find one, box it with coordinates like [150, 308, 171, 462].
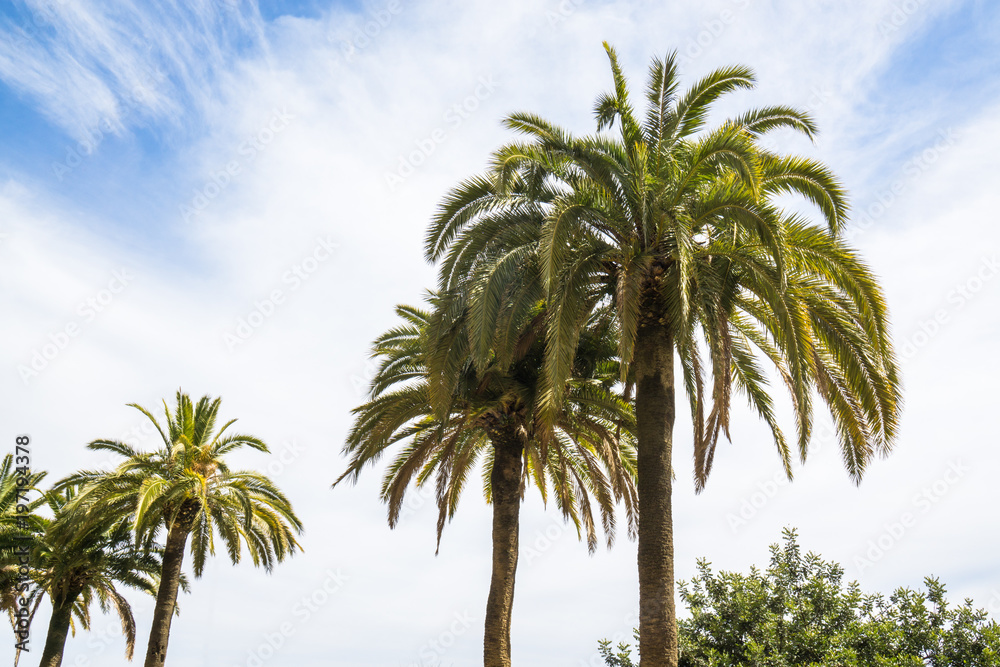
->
[0, 0, 267, 143]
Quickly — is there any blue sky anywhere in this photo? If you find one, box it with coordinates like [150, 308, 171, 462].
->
[1, 0, 997, 249]
[2, 1, 999, 666]
[848, 0, 1000, 182]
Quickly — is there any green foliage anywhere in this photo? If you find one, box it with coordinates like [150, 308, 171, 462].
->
[598, 529, 1000, 666]
[337, 299, 639, 552]
[424, 43, 901, 493]
[0, 393, 301, 666]
[599, 630, 640, 667]
[28, 485, 163, 661]
[59, 390, 303, 576]
[1, 473, 163, 663]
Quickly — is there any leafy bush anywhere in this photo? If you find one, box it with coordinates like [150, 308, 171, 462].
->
[599, 529, 1000, 666]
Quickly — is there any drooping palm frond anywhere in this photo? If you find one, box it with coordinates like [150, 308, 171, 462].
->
[55, 392, 303, 577]
[2, 481, 163, 665]
[426, 43, 901, 491]
[337, 296, 638, 554]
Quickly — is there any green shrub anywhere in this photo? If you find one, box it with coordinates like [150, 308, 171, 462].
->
[599, 529, 1000, 666]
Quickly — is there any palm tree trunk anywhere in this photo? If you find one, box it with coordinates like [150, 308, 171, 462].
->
[38, 595, 77, 667]
[634, 318, 678, 667]
[144, 504, 197, 667]
[483, 424, 524, 667]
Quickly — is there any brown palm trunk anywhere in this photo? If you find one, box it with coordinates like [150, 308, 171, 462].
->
[144, 502, 197, 667]
[634, 318, 678, 667]
[483, 424, 524, 667]
[38, 593, 78, 667]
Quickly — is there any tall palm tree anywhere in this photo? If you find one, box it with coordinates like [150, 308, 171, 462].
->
[30, 485, 163, 667]
[425, 44, 902, 667]
[337, 298, 638, 667]
[60, 391, 304, 667]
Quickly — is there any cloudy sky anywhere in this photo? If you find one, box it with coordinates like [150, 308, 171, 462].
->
[1, 0, 999, 665]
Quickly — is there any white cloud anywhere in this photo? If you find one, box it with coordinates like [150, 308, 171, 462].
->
[0, 0, 267, 144]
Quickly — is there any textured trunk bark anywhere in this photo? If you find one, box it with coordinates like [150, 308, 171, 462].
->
[634, 318, 678, 667]
[483, 424, 524, 667]
[38, 593, 78, 667]
[144, 502, 197, 667]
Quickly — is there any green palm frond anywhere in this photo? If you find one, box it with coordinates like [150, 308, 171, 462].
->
[422, 43, 900, 493]
[55, 392, 303, 586]
[340, 290, 639, 553]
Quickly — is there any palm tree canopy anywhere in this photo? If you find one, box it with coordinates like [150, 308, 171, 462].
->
[337, 299, 639, 553]
[60, 391, 303, 576]
[31, 484, 164, 659]
[424, 43, 902, 489]
[1, 478, 166, 663]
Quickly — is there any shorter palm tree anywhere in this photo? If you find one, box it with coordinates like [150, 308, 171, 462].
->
[338, 300, 637, 667]
[31, 484, 163, 667]
[60, 391, 304, 667]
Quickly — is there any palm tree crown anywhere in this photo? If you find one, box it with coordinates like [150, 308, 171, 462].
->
[65, 392, 302, 574]
[30, 484, 163, 667]
[338, 299, 637, 552]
